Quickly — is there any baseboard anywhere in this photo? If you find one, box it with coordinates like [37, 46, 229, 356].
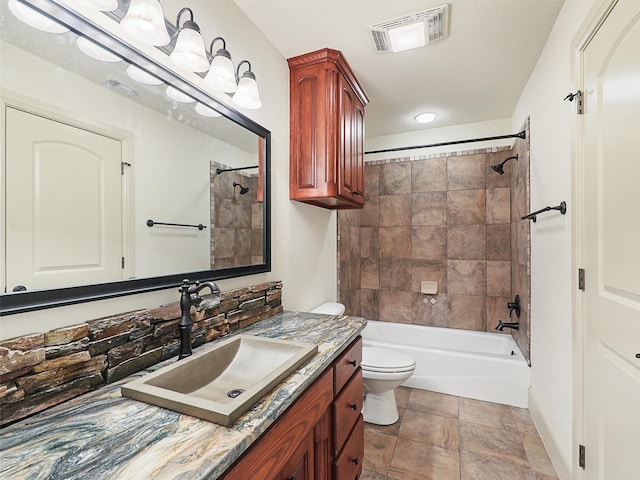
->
[528, 389, 573, 480]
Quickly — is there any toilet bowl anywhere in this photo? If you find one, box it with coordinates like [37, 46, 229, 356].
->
[362, 347, 415, 425]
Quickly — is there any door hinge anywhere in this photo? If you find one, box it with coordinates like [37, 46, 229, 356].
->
[121, 162, 131, 175]
[579, 444, 586, 469]
[564, 91, 583, 114]
[578, 268, 585, 291]
[122, 257, 125, 269]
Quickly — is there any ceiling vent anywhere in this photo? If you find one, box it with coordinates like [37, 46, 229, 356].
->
[370, 4, 450, 53]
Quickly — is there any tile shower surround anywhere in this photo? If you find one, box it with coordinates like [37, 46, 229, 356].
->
[339, 131, 531, 361]
[0, 281, 283, 427]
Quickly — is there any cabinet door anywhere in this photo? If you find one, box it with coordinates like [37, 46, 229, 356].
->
[279, 430, 315, 480]
[337, 75, 364, 206]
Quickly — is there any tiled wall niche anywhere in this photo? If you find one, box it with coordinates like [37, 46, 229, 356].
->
[210, 163, 263, 269]
[0, 281, 283, 427]
[339, 123, 530, 361]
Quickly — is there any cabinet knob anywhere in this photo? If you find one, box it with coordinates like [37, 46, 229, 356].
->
[349, 403, 358, 411]
[352, 457, 359, 466]
[287, 477, 296, 480]
[636, 353, 640, 359]
[348, 359, 357, 367]
[352, 190, 362, 196]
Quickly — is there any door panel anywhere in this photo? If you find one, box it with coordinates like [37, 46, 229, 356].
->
[582, 0, 640, 478]
[5, 107, 123, 291]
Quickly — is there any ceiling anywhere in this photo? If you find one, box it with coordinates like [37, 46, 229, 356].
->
[233, 0, 565, 139]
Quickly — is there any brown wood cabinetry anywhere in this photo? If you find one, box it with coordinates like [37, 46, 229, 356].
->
[288, 48, 369, 209]
[222, 336, 364, 480]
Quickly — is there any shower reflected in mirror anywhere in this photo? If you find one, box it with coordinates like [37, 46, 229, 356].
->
[233, 182, 249, 195]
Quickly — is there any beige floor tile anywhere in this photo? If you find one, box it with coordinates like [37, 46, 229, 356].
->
[522, 433, 558, 476]
[460, 451, 551, 480]
[459, 397, 520, 432]
[399, 409, 460, 451]
[511, 406, 539, 436]
[364, 429, 397, 475]
[407, 389, 459, 418]
[360, 469, 388, 480]
[395, 386, 411, 409]
[459, 421, 530, 469]
[388, 438, 460, 480]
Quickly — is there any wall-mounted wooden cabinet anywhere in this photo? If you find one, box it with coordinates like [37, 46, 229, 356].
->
[288, 48, 369, 209]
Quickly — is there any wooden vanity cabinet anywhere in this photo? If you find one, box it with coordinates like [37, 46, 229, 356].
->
[288, 48, 369, 210]
[221, 336, 364, 480]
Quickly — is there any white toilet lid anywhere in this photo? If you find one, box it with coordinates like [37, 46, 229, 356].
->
[362, 347, 415, 373]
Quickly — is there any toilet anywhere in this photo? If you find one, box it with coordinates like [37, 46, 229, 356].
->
[361, 347, 415, 425]
[309, 303, 415, 426]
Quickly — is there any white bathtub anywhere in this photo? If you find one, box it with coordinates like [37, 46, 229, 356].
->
[362, 320, 530, 408]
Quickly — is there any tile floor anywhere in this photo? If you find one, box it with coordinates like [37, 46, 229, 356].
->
[361, 387, 559, 480]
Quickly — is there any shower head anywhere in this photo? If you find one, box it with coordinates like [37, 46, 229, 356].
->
[233, 182, 249, 195]
[490, 154, 518, 175]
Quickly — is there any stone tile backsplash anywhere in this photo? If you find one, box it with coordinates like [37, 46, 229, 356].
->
[0, 281, 283, 427]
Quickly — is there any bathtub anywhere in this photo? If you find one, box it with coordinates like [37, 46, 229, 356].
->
[362, 320, 530, 408]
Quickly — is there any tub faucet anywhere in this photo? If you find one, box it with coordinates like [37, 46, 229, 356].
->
[496, 321, 520, 331]
[178, 279, 221, 359]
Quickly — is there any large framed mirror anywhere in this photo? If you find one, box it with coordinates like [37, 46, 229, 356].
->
[0, 0, 271, 315]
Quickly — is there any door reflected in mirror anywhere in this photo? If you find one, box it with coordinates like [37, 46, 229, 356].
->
[0, 0, 270, 314]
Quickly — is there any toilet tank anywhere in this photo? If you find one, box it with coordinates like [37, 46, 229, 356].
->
[309, 302, 345, 315]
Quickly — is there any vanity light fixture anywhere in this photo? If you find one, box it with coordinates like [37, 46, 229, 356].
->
[169, 8, 210, 73]
[195, 103, 222, 117]
[126, 64, 164, 85]
[414, 112, 436, 124]
[63, 0, 119, 11]
[232, 60, 262, 109]
[76, 36, 121, 62]
[8, 0, 69, 33]
[120, 0, 170, 47]
[203, 37, 237, 93]
[166, 85, 195, 103]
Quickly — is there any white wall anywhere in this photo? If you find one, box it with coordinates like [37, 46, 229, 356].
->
[511, 0, 597, 476]
[0, 0, 337, 340]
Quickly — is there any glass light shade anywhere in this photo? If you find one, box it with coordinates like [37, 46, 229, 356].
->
[232, 73, 262, 109]
[126, 64, 163, 85]
[388, 21, 425, 52]
[76, 37, 121, 62]
[204, 53, 237, 93]
[169, 27, 210, 72]
[8, 0, 69, 33]
[120, 0, 170, 47]
[166, 86, 195, 103]
[195, 103, 222, 118]
[414, 112, 436, 124]
[64, 0, 118, 11]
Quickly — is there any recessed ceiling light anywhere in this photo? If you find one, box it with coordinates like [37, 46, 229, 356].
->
[415, 112, 436, 124]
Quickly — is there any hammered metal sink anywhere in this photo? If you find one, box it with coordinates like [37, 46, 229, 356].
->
[121, 335, 318, 426]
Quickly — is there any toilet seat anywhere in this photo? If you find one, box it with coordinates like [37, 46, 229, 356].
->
[362, 347, 415, 373]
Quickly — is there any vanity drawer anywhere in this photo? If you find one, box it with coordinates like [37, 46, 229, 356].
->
[334, 337, 362, 394]
[333, 368, 363, 451]
[334, 415, 364, 480]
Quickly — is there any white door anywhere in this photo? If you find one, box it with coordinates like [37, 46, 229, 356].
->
[582, 0, 640, 478]
[5, 107, 123, 292]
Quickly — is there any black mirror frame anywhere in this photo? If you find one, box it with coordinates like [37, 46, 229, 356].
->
[1, 0, 271, 315]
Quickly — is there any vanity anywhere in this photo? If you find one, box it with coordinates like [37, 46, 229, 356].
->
[0, 312, 366, 480]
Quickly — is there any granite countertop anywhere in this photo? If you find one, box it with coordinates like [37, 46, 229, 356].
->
[0, 311, 366, 480]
